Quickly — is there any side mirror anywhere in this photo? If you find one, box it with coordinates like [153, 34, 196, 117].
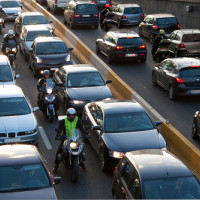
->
[106, 80, 112, 84]
[92, 125, 102, 131]
[68, 48, 73, 52]
[33, 107, 39, 112]
[53, 177, 62, 184]
[15, 74, 20, 79]
[49, 20, 53, 24]
[155, 121, 162, 126]
[29, 48, 33, 53]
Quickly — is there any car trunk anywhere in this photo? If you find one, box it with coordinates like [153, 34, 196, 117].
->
[182, 34, 200, 53]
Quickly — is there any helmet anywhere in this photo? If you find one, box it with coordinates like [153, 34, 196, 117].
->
[105, 4, 110, 8]
[43, 70, 50, 77]
[66, 108, 76, 122]
[8, 30, 14, 38]
[159, 29, 165, 35]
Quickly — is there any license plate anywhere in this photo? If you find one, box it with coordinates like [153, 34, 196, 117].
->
[100, 1, 106, 3]
[4, 138, 21, 143]
[106, 19, 112, 22]
[51, 68, 58, 71]
[83, 15, 90, 17]
[125, 53, 137, 57]
[191, 90, 200, 94]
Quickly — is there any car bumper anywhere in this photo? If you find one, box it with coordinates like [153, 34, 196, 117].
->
[73, 21, 99, 26]
[120, 19, 142, 26]
[113, 52, 147, 61]
[175, 86, 200, 97]
[178, 50, 200, 57]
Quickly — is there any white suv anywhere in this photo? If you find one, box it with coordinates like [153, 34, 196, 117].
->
[47, 0, 70, 14]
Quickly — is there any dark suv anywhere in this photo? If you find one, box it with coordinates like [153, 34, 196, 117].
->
[112, 149, 200, 199]
[139, 14, 180, 43]
[63, 1, 99, 29]
[96, 31, 147, 64]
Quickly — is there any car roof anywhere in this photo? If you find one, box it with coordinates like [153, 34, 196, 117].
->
[118, 4, 141, 8]
[0, 55, 9, 65]
[70, 0, 94, 5]
[62, 64, 98, 73]
[0, 85, 24, 98]
[166, 57, 200, 69]
[147, 14, 176, 18]
[21, 12, 44, 17]
[108, 31, 140, 38]
[23, 25, 50, 32]
[0, 145, 41, 166]
[34, 36, 63, 43]
[95, 99, 144, 114]
[175, 29, 200, 34]
[126, 149, 193, 180]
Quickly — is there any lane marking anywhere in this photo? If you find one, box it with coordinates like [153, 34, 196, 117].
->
[39, 126, 52, 150]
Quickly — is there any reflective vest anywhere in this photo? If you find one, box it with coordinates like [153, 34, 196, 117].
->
[64, 116, 78, 137]
[105, 9, 110, 17]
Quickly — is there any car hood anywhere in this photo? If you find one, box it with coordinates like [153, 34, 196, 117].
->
[0, 113, 37, 133]
[67, 86, 112, 101]
[3, 7, 21, 14]
[23, 24, 52, 31]
[24, 41, 33, 50]
[102, 129, 166, 153]
[0, 187, 57, 199]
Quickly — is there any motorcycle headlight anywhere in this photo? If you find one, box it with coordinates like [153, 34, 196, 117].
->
[5, 47, 10, 54]
[109, 151, 124, 158]
[47, 88, 53, 94]
[65, 54, 71, 62]
[36, 56, 42, 63]
[0, 18, 4, 23]
[12, 47, 17, 53]
[70, 142, 78, 149]
[69, 100, 84, 105]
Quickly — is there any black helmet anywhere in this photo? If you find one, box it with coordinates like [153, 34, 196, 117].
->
[66, 108, 76, 122]
[43, 70, 50, 77]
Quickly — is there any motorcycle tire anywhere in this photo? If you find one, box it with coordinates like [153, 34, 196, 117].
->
[71, 159, 79, 184]
[47, 108, 54, 123]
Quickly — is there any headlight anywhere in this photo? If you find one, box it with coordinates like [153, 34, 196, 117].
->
[47, 88, 53, 94]
[70, 142, 78, 149]
[65, 55, 71, 62]
[24, 129, 37, 135]
[0, 18, 4, 23]
[12, 47, 17, 53]
[70, 100, 84, 105]
[109, 151, 124, 158]
[6, 47, 10, 54]
[36, 56, 42, 63]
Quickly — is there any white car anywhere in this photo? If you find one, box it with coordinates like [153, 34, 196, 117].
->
[0, 0, 21, 20]
[0, 55, 20, 85]
[47, 0, 70, 14]
[0, 85, 39, 145]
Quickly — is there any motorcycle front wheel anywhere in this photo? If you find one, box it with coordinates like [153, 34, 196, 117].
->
[47, 107, 54, 123]
[71, 159, 79, 184]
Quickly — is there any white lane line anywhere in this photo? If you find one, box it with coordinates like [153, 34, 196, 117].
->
[39, 126, 52, 150]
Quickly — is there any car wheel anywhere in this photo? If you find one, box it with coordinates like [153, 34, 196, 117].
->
[169, 85, 176, 100]
[70, 19, 74, 29]
[192, 121, 198, 140]
[139, 28, 143, 37]
[33, 68, 39, 78]
[96, 44, 100, 54]
[63, 17, 67, 24]
[152, 73, 158, 87]
[99, 149, 107, 172]
[107, 52, 113, 64]
[117, 20, 121, 29]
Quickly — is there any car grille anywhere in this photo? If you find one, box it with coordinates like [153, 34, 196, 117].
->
[0, 133, 6, 138]
[8, 132, 16, 138]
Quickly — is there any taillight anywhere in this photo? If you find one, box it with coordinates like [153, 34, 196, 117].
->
[94, 13, 99, 18]
[94, 0, 97, 3]
[115, 46, 124, 50]
[191, 66, 200, 68]
[139, 45, 146, 49]
[153, 25, 158, 30]
[109, 0, 112, 3]
[55, 0, 57, 4]
[179, 44, 185, 48]
[141, 14, 144, 18]
[73, 14, 80, 18]
[113, 166, 118, 174]
[121, 15, 126, 19]
[178, 24, 180, 29]
[176, 78, 184, 83]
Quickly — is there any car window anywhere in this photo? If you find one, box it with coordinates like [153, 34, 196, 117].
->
[0, 1, 20, 8]
[0, 65, 13, 81]
[121, 162, 133, 187]
[148, 17, 154, 25]
[124, 7, 142, 14]
[182, 34, 200, 42]
[174, 33, 181, 41]
[156, 17, 178, 25]
[166, 61, 177, 73]
[169, 32, 176, 39]
[23, 16, 49, 25]
[96, 106, 103, 126]
[88, 104, 97, 121]
[117, 37, 143, 45]
[108, 35, 116, 44]
[26, 31, 52, 41]
[180, 67, 200, 77]
[161, 60, 170, 70]
[76, 4, 97, 13]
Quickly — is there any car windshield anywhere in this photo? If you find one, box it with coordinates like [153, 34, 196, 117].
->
[0, 65, 13, 82]
[0, 164, 51, 192]
[180, 67, 200, 77]
[67, 72, 105, 88]
[105, 112, 154, 133]
[0, 97, 31, 116]
[182, 34, 200, 42]
[157, 17, 178, 25]
[23, 16, 49, 25]
[0, 1, 20, 8]
[26, 31, 52, 41]
[124, 7, 142, 14]
[36, 42, 68, 54]
[117, 37, 143, 45]
[76, 4, 97, 13]
[143, 177, 200, 199]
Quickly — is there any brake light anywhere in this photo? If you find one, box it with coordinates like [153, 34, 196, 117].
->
[115, 46, 124, 50]
[176, 78, 184, 83]
[94, 0, 97, 3]
[121, 15, 126, 19]
[126, 37, 133, 39]
[113, 166, 118, 174]
[73, 14, 80, 18]
[140, 53, 145, 56]
[94, 13, 99, 18]
[153, 25, 158, 30]
[179, 44, 185, 48]
[109, 0, 112, 3]
[141, 14, 144, 18]
[55, 0, 57, 4]
[139, 45, 146, 49]
[191, 66, 200, 68]
[178, 24, 180, 29]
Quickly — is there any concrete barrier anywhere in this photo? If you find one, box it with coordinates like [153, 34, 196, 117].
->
[22, 0, 200, 180]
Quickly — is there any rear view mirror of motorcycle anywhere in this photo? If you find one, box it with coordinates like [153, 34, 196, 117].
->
[53, 177, 62, 184]
[32, 107, 39, 112]
[15, 74, 20, 79]
[92, 125, 102, 131]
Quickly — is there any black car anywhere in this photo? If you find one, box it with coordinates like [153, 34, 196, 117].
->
[112, 149, 200, 199]
[152, 57, 200, 100]
[139, 14, 180, 43]
[29, 37, 73, 78]
[63, 0, 99, 29]
[82, 99, 166, 171]
[96, 31, 147, 64]
[53, 64, 112, 114]
[192, 111, 200, 140]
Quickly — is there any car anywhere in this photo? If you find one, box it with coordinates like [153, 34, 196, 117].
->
[112, 149, 200, 199]
[0, 85, 39, 145]
[20, 25, 53, 61]
[14, 12, 53, 36]
[63, 0, 99, 29]
[96, 31, 147, 64]
[192, 110, 200, 140]
[29, 37, 73, 78]
[53, 64, 112, 114]
[36, 0, 47, 6]
[47, 0, 70, 14]
[112, 4, 144, 28]
[92, 0, 112, 10]
[152, 57, 200, 100]
[0, 55, 20, 85]
[0, 144, 61, 199]
[139, 14, 180, 43]
[167, 29, 200, 57]
[82, 99, 166, 171]
[17, 0, 22, 7]
[0, 0, 21, 20]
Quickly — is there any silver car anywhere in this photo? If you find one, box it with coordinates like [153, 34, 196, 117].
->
[0, 85, 39, 145]
[20, 25, 53, 60]
[0, 144, 61, 199]
[0, 55, 20, 85]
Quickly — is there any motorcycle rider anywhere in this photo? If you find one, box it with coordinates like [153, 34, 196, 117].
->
[151, 29, 167, 56]
[2, 30, 18, 53]
[0, 5, 5, 28]
[37, 70, 60, 116]
[53, 108, 86, 171]
[100, 4, 112, 25]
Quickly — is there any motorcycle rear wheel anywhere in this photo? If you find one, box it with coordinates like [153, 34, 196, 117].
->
[71, 160, 79, 184]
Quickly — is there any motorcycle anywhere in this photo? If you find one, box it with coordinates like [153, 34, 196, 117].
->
[55, 128, 86, 184]
[0, 17, 4, 34]
[153, 39, 175, 62]
[37, 78, 60, 122]
[100, 12, 114, 31]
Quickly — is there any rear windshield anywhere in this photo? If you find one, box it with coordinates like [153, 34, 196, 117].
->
[157, 17, 178, 25]
[0, 1, 20, 8]
[26, 31, 52, 41]
[76, 4, 97, 13]
[0, 65, 13, 82]
[182, 34, 200, 42]
[23, 16, 49, 25]
[180, 67, 200, 77]
[117, 37, 143, 45]
[124, 7, 142, 14]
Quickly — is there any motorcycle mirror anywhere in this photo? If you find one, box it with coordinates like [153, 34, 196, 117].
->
[15, 74, 20, 79]
[106, 80, 112, 84]
[155, 121, 162, 126]
[68, 48, 73, 52]
[33, 107, 39, 112]
[53, 177, 62, 184]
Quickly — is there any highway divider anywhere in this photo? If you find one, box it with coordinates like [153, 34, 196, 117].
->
[22, 0, 200, 180]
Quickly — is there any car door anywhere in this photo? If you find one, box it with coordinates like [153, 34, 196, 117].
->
[100, 33, 109, 54]
[141, 17, 150, 37]
[15, 15, 22, 35]
[146, 16, 155, 38]
[156, 60, 169, 88]
[196, 112, 200, 135]
[20, 30, 27, 53]
[168, 32, 181, 53]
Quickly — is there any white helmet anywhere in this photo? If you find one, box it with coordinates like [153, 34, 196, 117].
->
[66, 108, 76, 122]
[8, 30, 14, 38]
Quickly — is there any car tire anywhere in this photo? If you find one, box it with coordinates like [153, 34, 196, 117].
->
[107, 52, 113, 64]
[152, 73, 158, 87]
[99, 149, 107, 172]
[117, 20, 121, 29]
[192, 121, 198, 140]
[169, 85, 176, 100]
[63, 17, 67, 24]
[139, 28, 143, 37]
[96, 44, 100, 54]
[70, 20, 74, 29]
